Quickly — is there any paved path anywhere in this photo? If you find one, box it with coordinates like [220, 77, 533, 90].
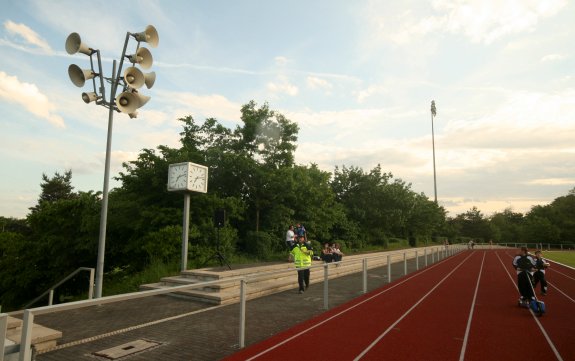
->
[32, 257, 422, 360]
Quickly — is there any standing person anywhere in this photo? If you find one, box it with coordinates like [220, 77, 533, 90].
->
[295, 222, 307, 242]
[512, 247, 536, 306]
[285, 225, 295, 261]
[291, 236, 313, 294]
[533, 250, 550, 295]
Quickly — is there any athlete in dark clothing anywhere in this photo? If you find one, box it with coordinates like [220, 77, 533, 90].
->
[533, 250, 550, 295]
[512, 247, 536, 306]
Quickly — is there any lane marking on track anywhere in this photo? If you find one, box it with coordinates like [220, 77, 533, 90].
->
[548, 267, 575, 281]
[458, 252, 486, 361]
[548, 282, 575, 303]
[244, 250, 469, 360]
[495, 252, 564, 361]
[353, 251, 476, 361]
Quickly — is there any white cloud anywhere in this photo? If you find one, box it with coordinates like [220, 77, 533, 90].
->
[526, 178, 575, 186]
[366, 0, 568, 45]
[307, 76, 333, 92]
[0, 71, 65, 128]
[4, 20, 52, 53]
[274, 56, 289, 66]
[540, 53, 565, 62]
[267, 76, 299, 96]
[163, 92, 241, 122]
[355, 85, 387, 103]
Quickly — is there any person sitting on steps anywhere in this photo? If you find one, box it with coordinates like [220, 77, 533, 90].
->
[321, 243, 333, 263]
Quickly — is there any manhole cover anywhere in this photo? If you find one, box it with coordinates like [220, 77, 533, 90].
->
[93, 339, 162, 359]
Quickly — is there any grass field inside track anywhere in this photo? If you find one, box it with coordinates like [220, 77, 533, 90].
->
[543, 251, 575, 267]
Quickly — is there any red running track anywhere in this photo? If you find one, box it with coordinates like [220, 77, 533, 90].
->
[224, 249, 575, 361]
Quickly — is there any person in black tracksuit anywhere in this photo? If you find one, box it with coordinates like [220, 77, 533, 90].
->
[512, 247, 536, 305]
[533, 250, 550, 296]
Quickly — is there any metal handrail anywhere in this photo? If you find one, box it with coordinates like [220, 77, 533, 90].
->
[23, 267, 95, 309]
[11, 245, 466, 360]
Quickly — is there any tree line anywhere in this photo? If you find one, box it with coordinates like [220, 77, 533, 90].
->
[1, 101, 574, 310]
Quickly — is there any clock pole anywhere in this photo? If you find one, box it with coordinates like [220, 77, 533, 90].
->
[181, 192, 191, 271]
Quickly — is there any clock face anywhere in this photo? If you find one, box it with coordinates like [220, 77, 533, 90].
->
[167, 163, 189, 191]
[188, 164, 208, 193]
[167, 162, 208, 192]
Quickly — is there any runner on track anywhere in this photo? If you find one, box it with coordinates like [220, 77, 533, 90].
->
[512, 247, 536, 307]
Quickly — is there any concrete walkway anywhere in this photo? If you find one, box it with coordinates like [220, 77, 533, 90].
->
[20, 248, 448, 361]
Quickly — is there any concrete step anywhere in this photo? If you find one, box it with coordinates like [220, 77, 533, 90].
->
[139, 249, 419, 305]
[5, 316, 62, 352]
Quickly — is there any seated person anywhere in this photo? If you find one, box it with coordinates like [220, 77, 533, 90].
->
[321, 243, 333, 263]
[332, 243, 344, 262]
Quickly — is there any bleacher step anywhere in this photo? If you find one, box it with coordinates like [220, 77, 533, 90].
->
[5, 316, 62, 352]
[139, 249, 421, 305]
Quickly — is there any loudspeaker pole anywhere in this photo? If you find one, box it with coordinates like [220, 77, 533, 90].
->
[94, 60, 116, 299]
[65, 26, 159, 298]
[430, 100, 438, 204]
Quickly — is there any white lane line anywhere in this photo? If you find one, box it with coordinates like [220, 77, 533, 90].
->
[548, 282, 575, 303]
[548, 267, 575, 281]
[495, 252, 564, 361]
[245, 251, 468, 360]
[353, 252, 476, 361]
[458, 252, 486, 361]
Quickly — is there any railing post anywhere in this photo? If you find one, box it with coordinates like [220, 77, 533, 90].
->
[387, 255, 391, 283]
[1, 312, 7, 361]
[239, 279, 246, 349]
[415, 250, 419, 270]
[362, 258, 368, 294]
[323, 264, 329, 310]
[424, 248, 428, 267]
[403, 252, 407, 276]
[48, 289, 54, 306]
[19, 310, 34, 361]
[88, 268, 95, 300]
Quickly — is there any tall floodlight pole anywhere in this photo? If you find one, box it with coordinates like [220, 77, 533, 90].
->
[430, 100, 438, 203]
[65, 25, 159, 298]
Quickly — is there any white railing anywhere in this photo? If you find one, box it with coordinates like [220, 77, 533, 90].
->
[4, 245, 466, 361]
[23, 267, 95, 309]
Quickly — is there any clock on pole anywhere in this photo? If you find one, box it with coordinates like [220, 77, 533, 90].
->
[167, 162, 209, 271]
[167, 162, 208, 193]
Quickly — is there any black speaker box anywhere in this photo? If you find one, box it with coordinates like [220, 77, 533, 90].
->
[214, 208, 226, 228]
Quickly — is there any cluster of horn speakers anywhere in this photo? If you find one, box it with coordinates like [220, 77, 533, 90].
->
[65, 25, 159, 117]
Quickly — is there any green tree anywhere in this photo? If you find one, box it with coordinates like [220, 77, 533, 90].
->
[29, 170, 76, 214]
[489, 208, 524, 243]
[450, 207, 494, 242]
[522, 215, 560, 244]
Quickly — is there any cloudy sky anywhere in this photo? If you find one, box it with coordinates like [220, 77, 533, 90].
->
[1, 0, 574, 219]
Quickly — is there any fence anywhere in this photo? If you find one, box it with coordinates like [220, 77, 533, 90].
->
[3, 244, 468, 361]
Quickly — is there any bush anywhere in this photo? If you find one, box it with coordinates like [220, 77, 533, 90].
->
[245, 231, 275, 259]
[142, 225, 181, 263]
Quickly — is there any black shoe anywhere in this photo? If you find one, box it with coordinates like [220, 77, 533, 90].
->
[305, 284, 309, 290]
[299, 290, 304, 294]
